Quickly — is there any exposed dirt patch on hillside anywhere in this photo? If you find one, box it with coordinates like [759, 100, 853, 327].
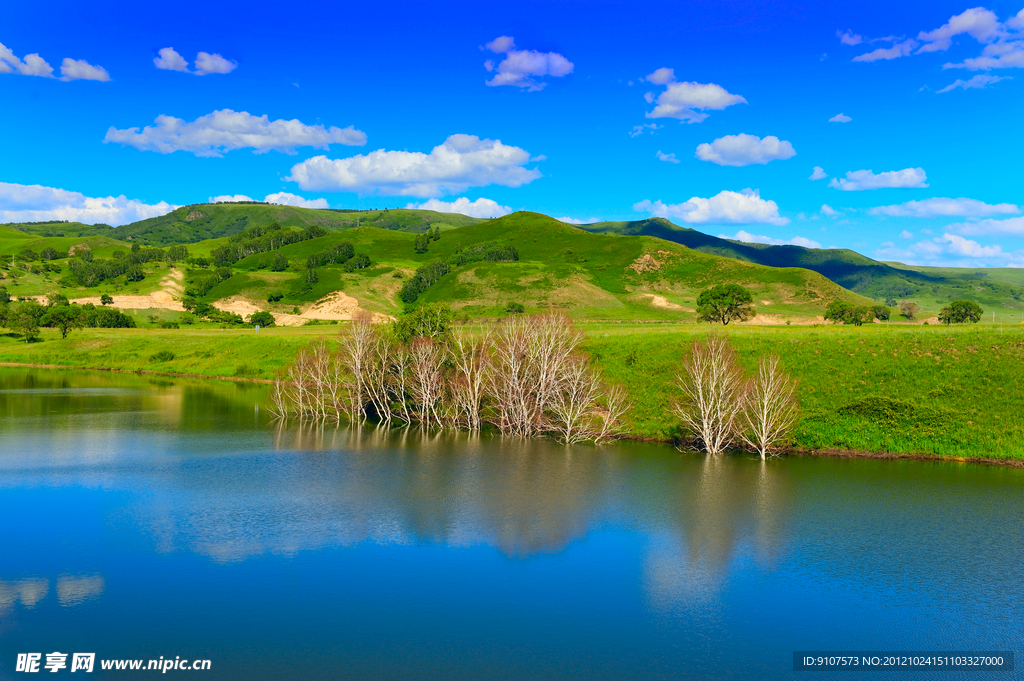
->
[737, 314, 824, 326]
[71, 268, 187, 312]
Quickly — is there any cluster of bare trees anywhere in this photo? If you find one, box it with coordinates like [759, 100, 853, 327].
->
[673, 336, 799, 459]
[270, 313, 629, 444]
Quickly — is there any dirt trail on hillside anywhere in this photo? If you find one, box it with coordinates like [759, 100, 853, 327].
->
[645, 294, 691, 312]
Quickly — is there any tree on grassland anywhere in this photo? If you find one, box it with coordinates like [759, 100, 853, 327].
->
[249, 311, 275, 327]
[898, 300, 919, 320]
[695, 284, 754, 325]
[41, 305, 83, 339]
[938, 299, 983, 325]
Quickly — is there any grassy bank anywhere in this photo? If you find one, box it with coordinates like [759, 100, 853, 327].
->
[2, 323, 1022, 461]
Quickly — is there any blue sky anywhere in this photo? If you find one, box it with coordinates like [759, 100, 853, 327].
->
[2, 0, 1023, 267]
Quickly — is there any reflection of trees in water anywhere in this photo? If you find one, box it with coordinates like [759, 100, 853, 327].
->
[134, 422, 792, 569]
[643, 457, 791, 611]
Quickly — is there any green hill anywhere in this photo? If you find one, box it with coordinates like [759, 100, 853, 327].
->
[216, 212, 869, 321]
[583, 217, 1024, 314]
[4, 203, 485, 246]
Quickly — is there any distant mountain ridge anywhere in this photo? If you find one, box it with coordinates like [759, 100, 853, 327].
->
[581, 217, 1024, 309]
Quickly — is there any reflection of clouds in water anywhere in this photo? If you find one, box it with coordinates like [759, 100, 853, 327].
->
[0, 578, 49, 609]
[642, 457, 791, 610]
[57, 574, 105, 606]
[0, 575, 105, 609]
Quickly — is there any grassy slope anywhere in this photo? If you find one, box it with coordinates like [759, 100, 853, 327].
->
[585, 218, 1024, 315]
[6, 204, 484, 246]
[2, 323, 1021, 461]
[223, 212, 870, 320]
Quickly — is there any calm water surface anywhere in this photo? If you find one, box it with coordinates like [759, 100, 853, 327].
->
[0, 369, 1021, 680]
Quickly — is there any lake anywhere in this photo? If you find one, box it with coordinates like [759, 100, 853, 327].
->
[0, 369, 1020, 680]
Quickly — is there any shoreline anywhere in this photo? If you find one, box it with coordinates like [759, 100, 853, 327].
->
[3, 360, 1023, 470]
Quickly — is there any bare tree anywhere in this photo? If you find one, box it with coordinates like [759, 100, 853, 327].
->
[408, 337, 445, 427]
[337, 312, 376, 419]
[739, 354, 799, 459]
[449, 329, 491, 430]
[673, 336, 745, 455]
[548, 356, 603, 444]
[594, 384, 631, 444]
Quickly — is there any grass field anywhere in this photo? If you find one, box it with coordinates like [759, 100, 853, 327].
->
[2, 322, 1021, 462]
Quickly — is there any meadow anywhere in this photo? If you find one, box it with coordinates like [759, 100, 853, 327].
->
[2, 321, 1021, 463]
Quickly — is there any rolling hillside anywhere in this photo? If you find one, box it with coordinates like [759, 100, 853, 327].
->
[583, 217, 1024, 313]
[213, 212, 869, 321]
[4, 203, 484, 246]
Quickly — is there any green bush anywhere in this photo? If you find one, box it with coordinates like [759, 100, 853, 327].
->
[248, 311, 275, 327]
[149, 350, 175, 362]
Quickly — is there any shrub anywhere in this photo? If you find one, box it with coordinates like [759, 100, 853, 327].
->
[150, 350, 175, 362]
[506, 302, 525, 314]
[399, 260, 450, 304]
[267, 292, 283, 303]
[125, 266, 145, 282]
[100, 294, 114, 305]
[414, 232, 430, 254]
[343, 253, 371, 272]
[393, 303, 454, 343]
[249, 311, 275, 327]
[270, 252, 288, 271]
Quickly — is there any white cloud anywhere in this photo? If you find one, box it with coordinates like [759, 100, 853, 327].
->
[643, 68, 746, 123]
[60, 58, 110, 82]
[869, 197, 1019, 217]
[820, 204, 839, 217]
[829, 112, 852, 122]
[837, 30, 863, 46]
[945, 41, 1024, 70]
[209, 194, 254, 203]
[0, 43, 108, 81]
[555, 216, 598, 225]
[723, 230, 822, 248]
[938, 73, 1010, 91]
[861, 7, 1024, 71]
[287, 134, 542, 197]
[900, 230, 914, 239]
[194, 52, 236, 75]
[634, 188, 788, 226]
[876, 231, 1024, 266]
[0, 42, 54, 77]
[104, 109, 367, 157]
[917, 7, 1003, 53]
[1010, 9, 1024, 31]
[0, 181, 174, 226]
[944, 216, 1024, 236]
[154, 47, 189, 72]
[853, 39, 918, 62]
[809, 166, 828, 180]
[829, 167, 928, 191]
[406, 197, 511, 219]
[940, 233, 1004, 257]
[694, 133, 795, 166]
[264, 192, 329, 209]
[482, 36, 573, 91]
[629, 123, 661, 137]
[656, 150, 680, 164]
